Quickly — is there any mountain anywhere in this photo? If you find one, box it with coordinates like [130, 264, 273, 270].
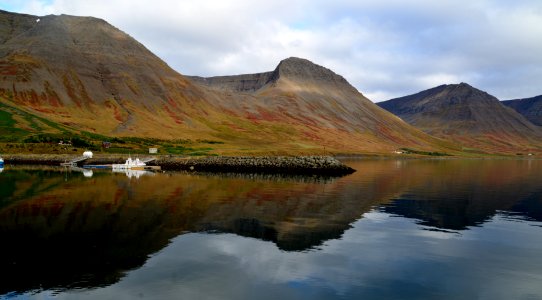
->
[0, 9, 452, 155]
[378, 83, 542, 154]
[0, 9, 214, 138]
[502, 95, 542, 126]
[189, 57, 455, 153]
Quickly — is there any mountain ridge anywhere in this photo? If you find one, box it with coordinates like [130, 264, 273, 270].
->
[188, 57, 354, 93]
[502, 95, 542, 126]
[0, 9, 518, 155]
[378, 83, 542, 153]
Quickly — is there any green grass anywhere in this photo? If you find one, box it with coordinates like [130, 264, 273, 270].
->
[0, 101, 74, 143]
[0, 98, 223, 155]
[10, 133, 217, 155]
[102, 147, 147, 154]
[400, 148, 450, 156]
[0, 107, 31, 141]
[0, 102, 70, 133]
[161, 145, 213, 156]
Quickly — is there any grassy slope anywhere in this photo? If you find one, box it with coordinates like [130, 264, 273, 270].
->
[0, 98, 224, 155]
[0, 96, 514, 157]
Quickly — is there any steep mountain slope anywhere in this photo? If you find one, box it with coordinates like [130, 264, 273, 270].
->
[378, 83, 542, 153]
[0, 9, 452, 154]
[503, 95, 542, 126]
[190, 57, 455, 153]
[189, 71, 274, 92]
[0, 9, 217, 139]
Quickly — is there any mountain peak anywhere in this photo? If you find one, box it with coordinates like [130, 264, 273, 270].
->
[0, 8, 180, 111]
[271, 57, 350, 86]
[378, 83, 542, 152]
[444, 83, 497, 104]
[380, 83, 501, 117]
[0, 9, 108, 26]
[189, 57, 358, 93]
[277, 57, 316, 68]
[0, 9, 141, 56]
[451, 82, 477, 91]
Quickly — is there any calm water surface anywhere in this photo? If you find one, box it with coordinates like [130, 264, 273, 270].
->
[1, 159, 542, 299]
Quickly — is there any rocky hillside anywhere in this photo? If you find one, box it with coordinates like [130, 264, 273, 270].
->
[378, 83, 542, 154]
[189, 57, 454, 153]
[0, 9, 219, 139]
[0, 9, 454, 155]
[188, 72, 274, 92]
[502, 95, 542, 126]
[188, 57, 351, 93]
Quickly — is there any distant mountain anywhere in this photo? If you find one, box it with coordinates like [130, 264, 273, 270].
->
[0, 9, 454, 154]
[502, 95, 542, 126]
[378, 83, 542, 154]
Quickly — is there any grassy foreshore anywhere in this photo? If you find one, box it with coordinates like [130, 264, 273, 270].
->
[2, 154, 356, 176]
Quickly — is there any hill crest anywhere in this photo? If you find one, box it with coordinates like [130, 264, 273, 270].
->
[503, 95, 542, 126]
[189, 57, 354, 93]
[378, 83, 542, 153]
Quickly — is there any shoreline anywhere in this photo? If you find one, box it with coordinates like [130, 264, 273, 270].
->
[2, 154, 356, 176]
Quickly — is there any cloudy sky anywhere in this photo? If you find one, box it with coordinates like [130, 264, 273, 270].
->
[2, 0, 542, 102]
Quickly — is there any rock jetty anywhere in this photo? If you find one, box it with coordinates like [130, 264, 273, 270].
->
[156, 156, 355, 175]
[3, 155, 356, 176]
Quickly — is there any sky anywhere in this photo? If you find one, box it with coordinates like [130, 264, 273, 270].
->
[1, 0, 542, 102]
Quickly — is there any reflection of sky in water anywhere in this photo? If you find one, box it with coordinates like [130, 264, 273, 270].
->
[3, 159, 542, 299]
[29, 210, 542, 300]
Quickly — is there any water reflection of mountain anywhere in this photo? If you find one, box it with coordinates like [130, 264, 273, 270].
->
[379, 160, 542, 230]
[1, 160, 541, 295]
[0, 165, 397, 295]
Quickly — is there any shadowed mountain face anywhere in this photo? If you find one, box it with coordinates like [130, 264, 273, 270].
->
[503, 95, 542, 126]
[0, 9, 451, 154]
[378, 83, 542, 154]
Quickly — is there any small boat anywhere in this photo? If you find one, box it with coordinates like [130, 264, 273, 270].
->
[112, 157, 146, 170]
[0, 156, 4, 168]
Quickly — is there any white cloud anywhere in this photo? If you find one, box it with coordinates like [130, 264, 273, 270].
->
[3, 0, 542, 101]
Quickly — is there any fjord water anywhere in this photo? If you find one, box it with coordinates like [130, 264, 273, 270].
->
[1, 159, 542, 299]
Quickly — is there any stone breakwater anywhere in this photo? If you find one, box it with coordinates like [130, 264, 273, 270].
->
[156, 156, 356, 175]
[3, 155, 355, 175]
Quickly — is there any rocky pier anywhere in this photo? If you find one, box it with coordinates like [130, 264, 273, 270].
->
[156, 156, 355, 175]
[2, 155, 356, 176]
